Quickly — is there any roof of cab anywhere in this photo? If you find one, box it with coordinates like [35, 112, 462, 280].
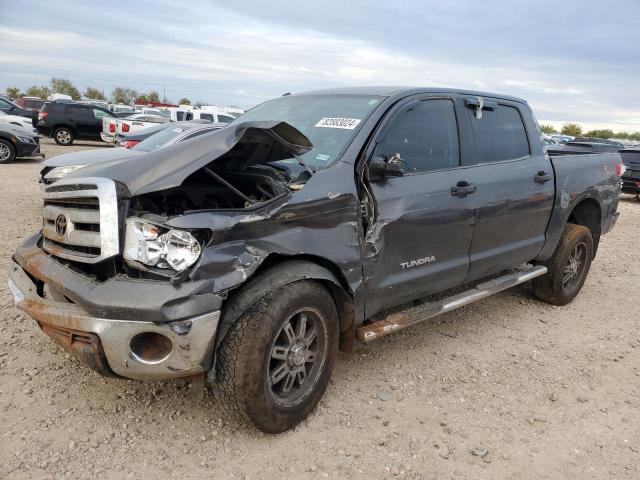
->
[294, 86, 528, 104]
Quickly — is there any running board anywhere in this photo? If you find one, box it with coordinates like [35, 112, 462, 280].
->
[355, 265, 548, 343]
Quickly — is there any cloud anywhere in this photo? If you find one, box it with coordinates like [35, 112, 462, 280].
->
[1, 0, 639, 131]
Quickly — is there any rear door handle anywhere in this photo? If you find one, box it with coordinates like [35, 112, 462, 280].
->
[451, 181, 477, 197]
[534, 171, 552, 184]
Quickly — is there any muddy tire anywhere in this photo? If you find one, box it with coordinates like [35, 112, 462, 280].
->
[212, 280, 339, 433]
[532, 223, 593, 306]
[53, 127, 74, 146]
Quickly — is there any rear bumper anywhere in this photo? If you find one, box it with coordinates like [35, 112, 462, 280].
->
[100, 132, 116, 143]
[9, 260, 220, 381]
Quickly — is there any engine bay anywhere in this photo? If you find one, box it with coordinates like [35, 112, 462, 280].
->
[128, 164, 294, 216]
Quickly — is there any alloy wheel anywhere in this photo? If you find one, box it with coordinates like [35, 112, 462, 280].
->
[267, 308, 327, 407]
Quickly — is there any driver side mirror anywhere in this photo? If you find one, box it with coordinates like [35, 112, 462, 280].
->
[368, 153, 404, 181]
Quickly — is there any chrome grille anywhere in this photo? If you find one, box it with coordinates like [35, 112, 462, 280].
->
[42, 178, 119, 263]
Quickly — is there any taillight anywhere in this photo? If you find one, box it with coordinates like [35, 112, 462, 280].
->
[38, 111, 48, 121]
[122, 140, 140, 149]
[122, 123, 130, 133]
[109, 122, 116, 133]
[616, 163, 626, 176]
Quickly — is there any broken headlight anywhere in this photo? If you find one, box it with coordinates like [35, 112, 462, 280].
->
[123, 219, 202, 272]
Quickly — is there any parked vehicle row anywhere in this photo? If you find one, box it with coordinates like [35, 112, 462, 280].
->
[9, 87, 623, 433]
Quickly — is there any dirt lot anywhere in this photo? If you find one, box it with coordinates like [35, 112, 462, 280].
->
[1, 138, 639, 479]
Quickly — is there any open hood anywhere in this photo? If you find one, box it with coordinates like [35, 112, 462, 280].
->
[43, 146, 142, 168]
[65, 121, 313, 195]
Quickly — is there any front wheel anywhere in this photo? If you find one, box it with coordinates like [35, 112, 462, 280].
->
[0, 139, 16, 164]
[212, 280, 339, 433]
[532, 223, 594, 305]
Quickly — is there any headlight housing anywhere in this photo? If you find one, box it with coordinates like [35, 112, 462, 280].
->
[44, 164, 87, 181]
[123, 219, 202, 272]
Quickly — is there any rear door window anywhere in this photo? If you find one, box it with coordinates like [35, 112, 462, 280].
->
[466, 102, 530, 164]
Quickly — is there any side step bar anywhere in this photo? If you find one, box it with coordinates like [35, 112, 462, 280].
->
[355, 265, 548, 343]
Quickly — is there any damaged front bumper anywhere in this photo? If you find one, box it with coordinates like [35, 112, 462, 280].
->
[9, 236, 224, 381]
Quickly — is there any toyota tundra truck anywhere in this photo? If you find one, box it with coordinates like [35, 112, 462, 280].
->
[9, 87, 622, 433]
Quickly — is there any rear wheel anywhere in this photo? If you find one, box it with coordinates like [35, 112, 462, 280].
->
[0, 139, 16, 164]
[532, 223, 593, 305]
[53, 127, 74, 146]
[212, 280, 338, 433]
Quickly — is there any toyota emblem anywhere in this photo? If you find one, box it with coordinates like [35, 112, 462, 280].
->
[55, 214, 67, 237]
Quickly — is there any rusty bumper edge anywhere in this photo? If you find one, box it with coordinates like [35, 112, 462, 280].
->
[8, 261, 220, 381]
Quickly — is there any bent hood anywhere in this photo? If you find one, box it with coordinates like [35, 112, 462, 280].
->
[65, 121, 313, 196]
[43, 147, 142, 168]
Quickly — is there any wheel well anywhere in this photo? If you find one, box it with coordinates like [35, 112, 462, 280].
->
[220, 253, 356, 354]
[568, 198, 601, 257]
[53, 124, 75, 135]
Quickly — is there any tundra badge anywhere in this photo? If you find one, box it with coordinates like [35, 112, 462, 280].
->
[400, 256, 436, 269]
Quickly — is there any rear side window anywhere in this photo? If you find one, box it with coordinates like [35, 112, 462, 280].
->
[70, 106, 93, 119]
[199, 113, 214, 121]
[374, 99, 460, 174]
[467, 104, 530, 164]
[217, 114, 235, 123]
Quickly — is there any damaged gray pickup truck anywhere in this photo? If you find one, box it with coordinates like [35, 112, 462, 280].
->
[10, 87, 622, 432]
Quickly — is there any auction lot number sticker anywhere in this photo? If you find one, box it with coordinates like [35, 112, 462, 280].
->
[315, 117, 361, 129]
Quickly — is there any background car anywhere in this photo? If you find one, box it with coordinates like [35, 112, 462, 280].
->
[0, 124, 41, 164]
[0, 110, 37, 131]
[0, 96, 33, 120]
[114, 119, 215, 147]
[14, 96, 45, 112]
[36, 101, 118, 145]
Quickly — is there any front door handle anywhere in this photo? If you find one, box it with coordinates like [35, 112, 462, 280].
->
[534, 171, 552, 184]
[451, 181, 477, 197]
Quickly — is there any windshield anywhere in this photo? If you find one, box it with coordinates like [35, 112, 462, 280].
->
[230, 94, 382, 169]
[133, 126, 186, 152]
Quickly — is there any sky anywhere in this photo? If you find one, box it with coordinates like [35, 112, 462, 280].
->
[1, 0, 639, 132]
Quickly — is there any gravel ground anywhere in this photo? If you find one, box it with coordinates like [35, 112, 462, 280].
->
[1, 138, 639, 479]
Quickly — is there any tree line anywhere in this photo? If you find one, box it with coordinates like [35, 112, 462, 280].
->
[4, 78, 192, 106]
[539, 122, 639, 141]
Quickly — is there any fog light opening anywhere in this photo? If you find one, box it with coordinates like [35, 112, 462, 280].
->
[130, 332, 172, 364]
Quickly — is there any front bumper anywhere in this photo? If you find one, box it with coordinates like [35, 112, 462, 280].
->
[16, 140, 43, 159]
[9, 261, 220, 381]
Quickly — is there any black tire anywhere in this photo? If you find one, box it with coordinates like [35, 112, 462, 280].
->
[53, 127, 74, 146]
[212, 280, 339, 433]
[0, 139, 16, 164]
[532, 223, 594, 305]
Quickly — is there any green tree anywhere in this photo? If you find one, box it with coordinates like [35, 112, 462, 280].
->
[50, 78, 81, 100]
[111, 87, 138, 105]
[178, 97, 191, 105]
[84, 86, 106, 100]
[147, 90, 160, 103]
[25, 85, 51, 99]
[584, 129, 614, 139]
[5, 87, 21, 99]
[561, 123, 582, 137]
[539, 124, 556, 134]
